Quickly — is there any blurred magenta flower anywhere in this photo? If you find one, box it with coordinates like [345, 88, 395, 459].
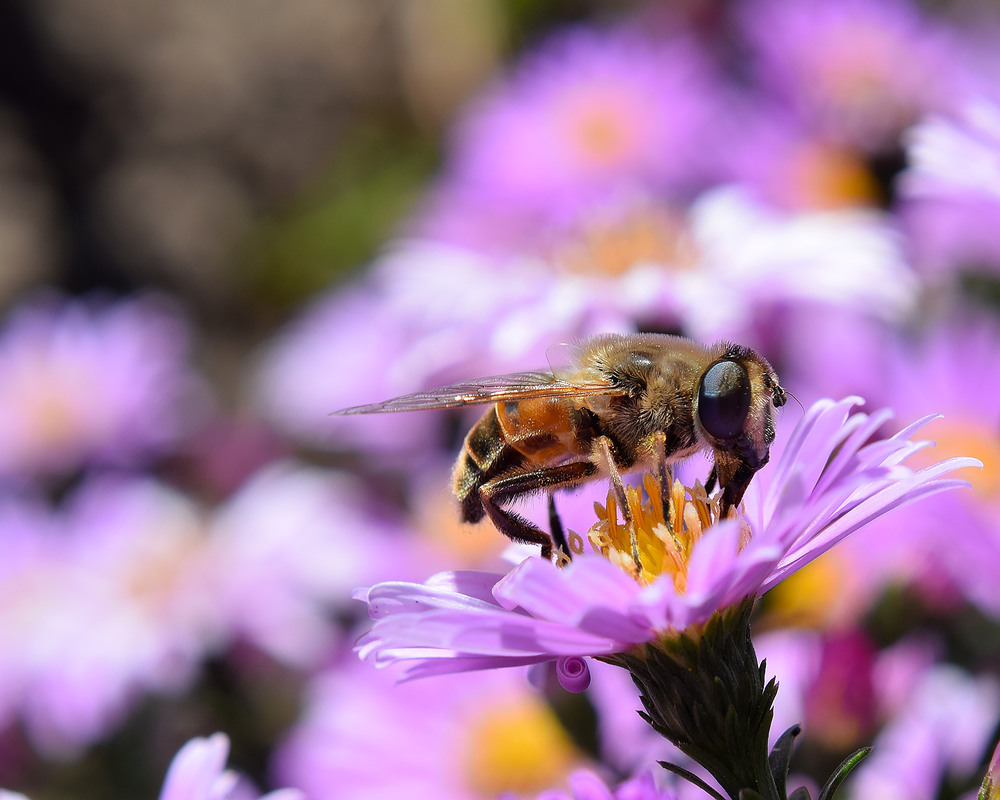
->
[441, 25, 720, 227]
[356, 397, 974, 679]
[0, 294, 205, 479]
[274, 656, 587, 800]
[757, 628, 1000, 799]
[735, 0, 961, 151]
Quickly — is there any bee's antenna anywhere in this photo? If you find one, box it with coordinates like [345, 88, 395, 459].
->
[785, 388, 804, 412]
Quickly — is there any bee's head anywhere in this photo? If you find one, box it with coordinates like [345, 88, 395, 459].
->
[694, 344, 785, 508]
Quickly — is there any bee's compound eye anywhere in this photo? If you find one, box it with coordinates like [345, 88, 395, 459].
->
[698, 360, 751, 440]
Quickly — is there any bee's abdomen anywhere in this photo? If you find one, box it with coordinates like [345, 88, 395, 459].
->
[453, 406, 527, 523]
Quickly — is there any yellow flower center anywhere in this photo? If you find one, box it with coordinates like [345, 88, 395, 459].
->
[461, 695, 579, 797]
[913, 417, 1000, 498]
[552, 205, 697, 278]
[764, 549, 849, 629]
[581, 472, 746, 589]
[562, 90, 638, 170]
[783, 142, 881, 209]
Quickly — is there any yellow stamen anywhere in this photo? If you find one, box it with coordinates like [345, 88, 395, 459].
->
[587, 468, 747, 589]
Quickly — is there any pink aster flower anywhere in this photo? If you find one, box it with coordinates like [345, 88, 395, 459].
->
[355, 397, 974, 680]
[0, 293, 204, 479]
[274, 656, 589, 800]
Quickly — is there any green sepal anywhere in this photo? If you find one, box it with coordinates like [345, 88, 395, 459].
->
[767, 724, 802, 798]
[658, 760, 727, 800]
[789, 788, 812, 800]
[816, 746, 873, 800]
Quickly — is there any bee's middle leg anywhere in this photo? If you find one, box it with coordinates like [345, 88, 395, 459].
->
[479, 461, 597, 559]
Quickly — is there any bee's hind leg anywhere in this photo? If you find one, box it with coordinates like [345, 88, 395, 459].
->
[479, 461, 597, 560]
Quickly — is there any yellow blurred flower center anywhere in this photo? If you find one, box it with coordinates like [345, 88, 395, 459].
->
[915, 417, 1000, 498]
[765, 549, 847, 629]
[16, 364, 90, 452]
[462, 695, 579, 797]
[584, 472, 743, 589]
[784, 142, 880, 209]
[562, 91, 637, 169]
[554, 205, 697, 277]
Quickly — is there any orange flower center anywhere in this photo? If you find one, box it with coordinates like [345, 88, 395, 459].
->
[578, 471, 748, 589]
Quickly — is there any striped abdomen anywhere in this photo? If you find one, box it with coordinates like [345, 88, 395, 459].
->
[452, 398, 589, 523]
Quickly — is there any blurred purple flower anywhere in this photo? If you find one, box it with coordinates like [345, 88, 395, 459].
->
[848, 665, 1000, 800]
[207, 461, 435, 668]
[0, 294, 205, 479]
[899, 196, 1000, 280]
[530, 769, 680, 800]
[838, 314, 1000, 619]
[1, 732, 302, 800]
[735, 0, 962, 151]
[0, 477, 221, 756]
[158, 732, 303, 800]
[756, 628, 999, 798]
[440, 25, 719, 228]
[274, 656, 587, 800]
[903, 99, 1000, 201]
[356, 397, 973, 679]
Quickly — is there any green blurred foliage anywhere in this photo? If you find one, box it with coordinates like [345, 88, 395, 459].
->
[243, 124, 438, 313]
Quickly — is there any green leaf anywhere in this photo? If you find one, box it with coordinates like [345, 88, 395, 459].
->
[768, 724, 802, 798]
[817, 746, 873, 800]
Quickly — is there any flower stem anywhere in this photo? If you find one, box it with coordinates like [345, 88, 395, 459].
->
[604, 598, 781, 800]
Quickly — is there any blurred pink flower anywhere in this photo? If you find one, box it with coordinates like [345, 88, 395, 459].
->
[0, 478, 221, 756]
[442, 25, 719, 227]
[356, 397, 973, 679]
[207, 461, 435, 668]
[0, 294, 205, 479]
[903, 99, 1000, 201]
[530, 769, 680, 800]
[736, 0, 962, 151]
[155, 732, 303, 800]
[274, 657, 588, 800]
[849, 665, 1000, 799]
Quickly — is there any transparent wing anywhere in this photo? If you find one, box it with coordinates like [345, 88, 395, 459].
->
[332, 370, 622, 415]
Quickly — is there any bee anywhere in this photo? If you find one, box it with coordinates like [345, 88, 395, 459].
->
[334, 333, 786, 559]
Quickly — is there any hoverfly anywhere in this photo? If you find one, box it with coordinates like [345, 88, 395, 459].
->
[335, 333, 786, 559]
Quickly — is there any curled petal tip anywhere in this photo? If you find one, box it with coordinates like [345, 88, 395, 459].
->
[556, 656, 592, 693]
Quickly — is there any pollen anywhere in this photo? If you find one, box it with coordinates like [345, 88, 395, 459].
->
[587, 470, 741, 589]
